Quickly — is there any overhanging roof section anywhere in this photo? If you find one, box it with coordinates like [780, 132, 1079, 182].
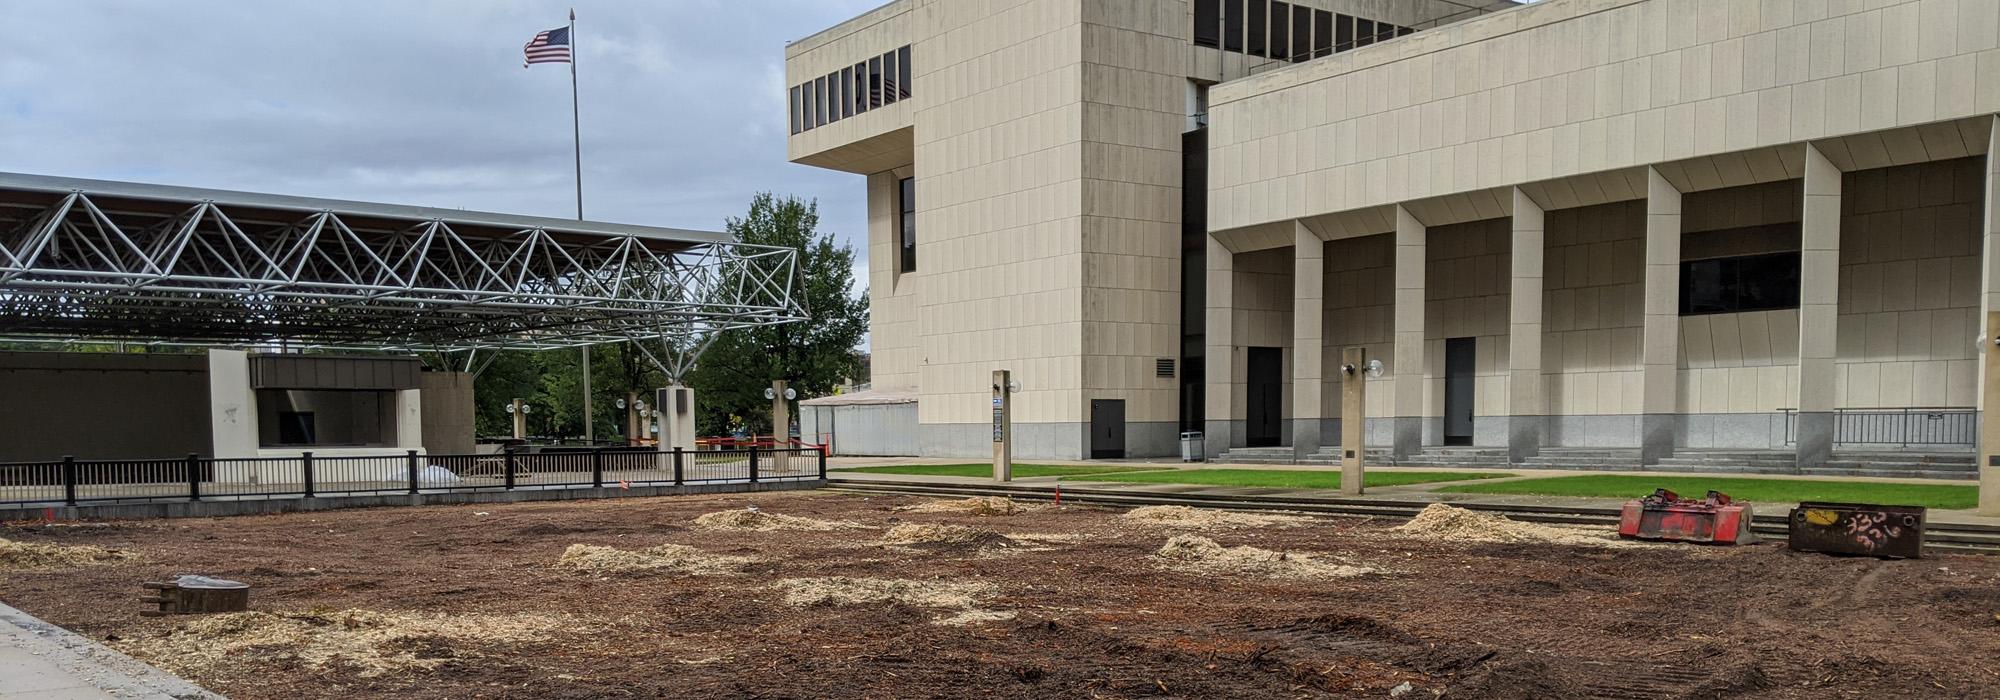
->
[0, 172, 806, 354]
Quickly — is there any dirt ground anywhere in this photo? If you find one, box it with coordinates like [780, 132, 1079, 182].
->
[4, 491, 1999, 699]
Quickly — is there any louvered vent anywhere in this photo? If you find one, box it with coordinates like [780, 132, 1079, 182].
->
[1156, 358, 1176, 378]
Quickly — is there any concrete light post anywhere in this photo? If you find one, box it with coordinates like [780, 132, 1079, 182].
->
[1338, 349, 1377, 496]
[992, 370, 1018, 482]
[1981, 315, 2000, 516]
[508, 398, 528, 440]
[767, 380, 796, 446]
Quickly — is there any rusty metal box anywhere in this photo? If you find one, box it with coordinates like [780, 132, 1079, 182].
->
[1787, 502, 1926, 559]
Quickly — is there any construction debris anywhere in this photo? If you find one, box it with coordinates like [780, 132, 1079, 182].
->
[0, 537, 136, 570]
[1395, 503, 1641, 548]
[1121, 505, 1312, 529]
[117, 609, 569, 677]
[692, 509, 869, 532]
[1154, 535, 1379, 579]
[876, 523, 1015, 547]
[555, 543, 757, 575]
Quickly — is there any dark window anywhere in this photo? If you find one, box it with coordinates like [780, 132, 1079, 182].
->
[832, 69, 848, 121]
[1223, 0, 1243, 51]
[1397, 25, 1416, 37]
[868, 56, 883, 108]
[1269, 2, 1289, 60]
[1355, 19, 1375, 47]
[1194, 0, 1220, 48]
[898, 177, 916, 273]
[813, 76, 826, 127]
[882, 50, 898, 105]
[1290, 5, 1311, 61]
[277, 412, 316, 446]
[1247, 0, 1266, 56]
[897, 45, 911, 99]
[855, 63, 868, 114]
[1380, 23, 1401, 42]
[1335, 14, 1353, 52]
[788, 85, 801, 135]
[1679, 252, 1801, 315]
[1312, 10, 1332, 57]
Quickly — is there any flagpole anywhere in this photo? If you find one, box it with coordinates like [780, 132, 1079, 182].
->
[569, 7, 593, 445]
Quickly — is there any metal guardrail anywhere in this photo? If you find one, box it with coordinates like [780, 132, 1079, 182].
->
[1779, 407, 1976, 448]
[0, 447, 826, 507]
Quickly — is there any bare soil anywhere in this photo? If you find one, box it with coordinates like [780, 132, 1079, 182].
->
[3, 492, 1998, 699]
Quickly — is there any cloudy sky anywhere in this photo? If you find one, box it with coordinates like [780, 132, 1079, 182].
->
[0, 1, 880, 253]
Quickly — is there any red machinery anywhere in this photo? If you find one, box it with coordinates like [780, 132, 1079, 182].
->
[1618, 489, 1757, 545]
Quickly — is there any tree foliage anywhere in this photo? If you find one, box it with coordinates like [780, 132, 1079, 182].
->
[687, 193, 868, 436]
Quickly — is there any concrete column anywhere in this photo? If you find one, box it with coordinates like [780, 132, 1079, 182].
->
[394, 389, 423, 451]
[1202, 234, 1236, 457]
[1977, 117, 2000, 515]
[206, 349, 258, 459]
[1392, 205, 1426, 458]
[770, 379, 790, 444]
[1795, 144, 1843, 471]
[1508, 188, 1546, 463]
[655, 386, 696, 452]
[1293, 222, 1324, 460]
[1640, 168, 1683, 464]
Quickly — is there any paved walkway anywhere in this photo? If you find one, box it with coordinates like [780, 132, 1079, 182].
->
[0, 603, 220, 700]
[824, 462, 2000, 528]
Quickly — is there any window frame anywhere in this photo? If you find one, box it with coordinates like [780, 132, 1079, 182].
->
[1193, 0, 1221, 48]
[1223, 0, 1243, 52]
[1355, 18, 1375, 48]
[1335, 14, 1353, 53]
[788, 85, 802, 135]
[896, 45, 911, 100]
[1290, 5, 1312, 62]
[897, 177, 916, 273]
[868, 56, 884, 109]
[1312, 10, 1332, 57]
[812, 76, 826, 127]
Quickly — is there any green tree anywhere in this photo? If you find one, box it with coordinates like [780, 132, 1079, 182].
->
[688, 193, 868, 437]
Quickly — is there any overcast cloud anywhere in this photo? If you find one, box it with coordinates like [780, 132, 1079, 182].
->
[0, 1, 878, 261]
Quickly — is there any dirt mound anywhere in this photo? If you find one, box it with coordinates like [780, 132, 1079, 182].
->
[1122, 505, 1311, 529]
[0, 537, 136, 570]
[774, 577, 1012, 626]
[117, 609, 568, 678]
[1442, 657, 1586, 699]
[877, 523, 1018, 548]
[898, 496, 1043, 516]
[1154, 535, 1378, 579]
[555, 543, 756, 575]
[1395, 504, 1641, 548]
[692, 509, 867, 532]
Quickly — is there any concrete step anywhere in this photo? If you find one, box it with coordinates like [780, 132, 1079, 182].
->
[1800, 467, 1977, 480]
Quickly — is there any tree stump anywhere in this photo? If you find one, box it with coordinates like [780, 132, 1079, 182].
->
[140, 575, 250, 616]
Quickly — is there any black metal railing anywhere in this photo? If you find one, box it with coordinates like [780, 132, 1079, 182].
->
[1779, 407, 1976, 448]
[0, 447, 827, 507]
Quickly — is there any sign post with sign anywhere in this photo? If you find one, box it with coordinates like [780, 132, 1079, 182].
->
[993, 369, 1012, 482]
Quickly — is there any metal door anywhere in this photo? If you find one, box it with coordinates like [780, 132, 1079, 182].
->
[1245, 347, 1283, 447]
[1090, 399, 1126, 459]
[1444, 337, 1476, 446]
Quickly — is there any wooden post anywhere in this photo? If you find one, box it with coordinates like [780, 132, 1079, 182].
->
[1341, 348, 1367, 496]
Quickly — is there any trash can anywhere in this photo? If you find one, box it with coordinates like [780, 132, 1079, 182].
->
[1179, 431, 1205, 462]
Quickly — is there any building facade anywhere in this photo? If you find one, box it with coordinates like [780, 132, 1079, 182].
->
[788, 0, 1518, 459]
[789, 0, 2000, 470]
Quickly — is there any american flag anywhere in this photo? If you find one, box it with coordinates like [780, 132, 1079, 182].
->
[523, 26, 572, 68]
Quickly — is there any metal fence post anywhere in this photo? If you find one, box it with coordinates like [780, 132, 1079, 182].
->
[187, 453, 202, 501]
[407, 450, 420, 494]
[61, 456, 77, 506]
[818, 445, 827, 480]
[748, 446, 760, 483]
[672, 447, 684, 485]
[301, 452, 316, 498]
[504, 450, 517, 490]
[591, 448, 604, 489]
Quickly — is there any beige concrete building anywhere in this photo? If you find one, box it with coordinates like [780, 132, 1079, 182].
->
[788, 0, 1999, 477]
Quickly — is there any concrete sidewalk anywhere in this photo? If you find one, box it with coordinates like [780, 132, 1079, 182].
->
[823, 467, 2000, 528]
[0, 602, 220, 700]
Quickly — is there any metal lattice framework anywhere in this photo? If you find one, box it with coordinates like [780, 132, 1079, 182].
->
[0, 172, 805, 379]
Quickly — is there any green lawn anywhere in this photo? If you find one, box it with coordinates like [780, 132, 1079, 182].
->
[1070, 468, 1512, 489]
[1439, 474, 1977, 510]
[837, 464, 1163, 478]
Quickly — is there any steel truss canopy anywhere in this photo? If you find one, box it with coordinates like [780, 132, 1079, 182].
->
[0, 172, 805, 376]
